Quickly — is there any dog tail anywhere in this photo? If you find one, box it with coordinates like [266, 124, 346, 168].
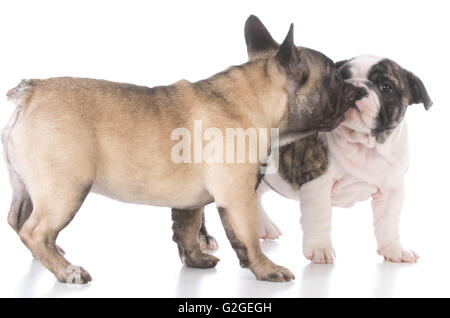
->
[6, 79, 35, 106]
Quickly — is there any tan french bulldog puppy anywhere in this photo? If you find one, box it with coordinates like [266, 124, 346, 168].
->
[2, 15, 359, 283]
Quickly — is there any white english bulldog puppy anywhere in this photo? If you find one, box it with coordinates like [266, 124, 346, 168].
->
[260, 55, 432, 264]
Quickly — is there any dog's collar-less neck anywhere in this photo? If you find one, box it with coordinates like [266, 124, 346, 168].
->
[331, 125, 377, 148]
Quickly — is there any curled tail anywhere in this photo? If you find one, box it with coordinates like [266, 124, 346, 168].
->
[6, 79, 35, 106]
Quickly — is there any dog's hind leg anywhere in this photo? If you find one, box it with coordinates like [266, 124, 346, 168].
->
[18, 181, 93, 284]
[2, 115, 65, 256]
[6, 171, 66, 256]
[4, 86, 95, 283]
[172, 207, 220, 269]
[10, 137, 94, 282]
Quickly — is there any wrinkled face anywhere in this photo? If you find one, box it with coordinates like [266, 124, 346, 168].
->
[338, 55, 432, 142]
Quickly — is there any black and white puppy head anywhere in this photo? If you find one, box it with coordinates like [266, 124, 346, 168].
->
[337, 55, 432, 143]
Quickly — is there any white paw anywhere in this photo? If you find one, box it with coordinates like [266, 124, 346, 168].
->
[377, 241, 419, 263]
[304, 246, 336, 264]
[258, 213, 282, 240]
[303, 237, 335, 264]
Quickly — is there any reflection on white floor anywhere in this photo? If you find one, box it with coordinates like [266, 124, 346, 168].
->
[1, 184, 449, 297]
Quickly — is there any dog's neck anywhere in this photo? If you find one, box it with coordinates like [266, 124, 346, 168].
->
[332, 124, 377, 148]
[196, 58, 289, 130]
[326, 120, 408, 174]
[330, 121, 406, 150]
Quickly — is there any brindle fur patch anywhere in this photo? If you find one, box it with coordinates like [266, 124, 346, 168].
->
[277, 134, 328, 190]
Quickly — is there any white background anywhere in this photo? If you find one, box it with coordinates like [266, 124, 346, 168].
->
[0, 0, 449, 297]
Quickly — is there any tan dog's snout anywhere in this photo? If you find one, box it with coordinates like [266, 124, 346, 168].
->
[342, 81, 368, 108]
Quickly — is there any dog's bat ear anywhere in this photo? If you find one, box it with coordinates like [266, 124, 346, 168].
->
[335, 60, 348, 70]
[276, 24, 308, 92]
[244, 15, 278, 60]
[406, 70, 433, 110]
[276, 24, 297, 69]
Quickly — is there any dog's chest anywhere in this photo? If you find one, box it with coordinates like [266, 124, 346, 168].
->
[327, 126, 409, 208]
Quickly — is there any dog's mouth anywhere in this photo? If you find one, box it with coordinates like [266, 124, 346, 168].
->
[341, 100, 368, 127]
[351, 103, 363, 118]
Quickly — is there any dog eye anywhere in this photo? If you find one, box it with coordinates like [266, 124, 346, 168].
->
[379, 83, 393, 94]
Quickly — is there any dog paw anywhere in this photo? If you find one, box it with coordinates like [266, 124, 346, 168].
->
[304, 246, 336, 264]
[181, 250, 220, 269]
[252, 262, 295, 282]
[258, 216, 282, 240]
[198, 233, 219, 251]
[61, 265, 92, 284]
[303, 237, 335, 264]
[377, 242, 419, 263]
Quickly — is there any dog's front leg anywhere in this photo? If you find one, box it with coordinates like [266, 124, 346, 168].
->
[213, 173, 294, 282]
[371, 186, 419, 263]
[299, 172, 335, 264]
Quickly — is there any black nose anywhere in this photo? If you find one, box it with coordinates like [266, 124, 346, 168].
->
[355, 87, 368, 101]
